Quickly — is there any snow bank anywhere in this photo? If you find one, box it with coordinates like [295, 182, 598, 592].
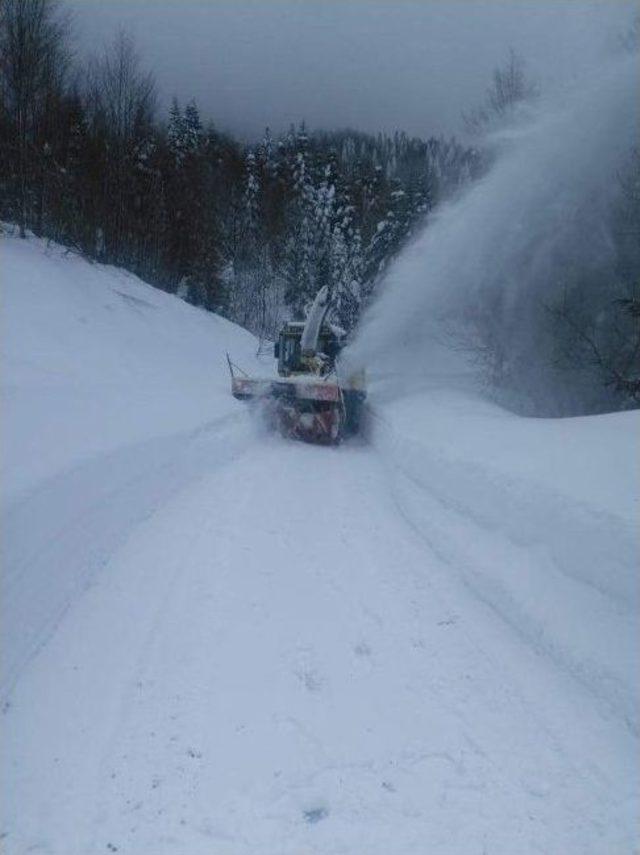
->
[371, 378, 640, 734]
[0, 228, 258, 504]
[1, 229, 263, 698]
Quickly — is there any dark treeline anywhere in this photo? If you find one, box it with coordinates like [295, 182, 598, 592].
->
[0, 0, 479, 338]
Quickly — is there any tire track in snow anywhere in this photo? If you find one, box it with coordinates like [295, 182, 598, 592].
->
[371, 412, 640, 737]
[3, 428, 637, 853]
[47, 441, 634, 851]
[0, 411, 255, 702]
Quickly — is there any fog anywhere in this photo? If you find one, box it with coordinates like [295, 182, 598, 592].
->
[67, 0, 635, 139]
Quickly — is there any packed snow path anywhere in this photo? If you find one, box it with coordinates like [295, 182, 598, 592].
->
[1, 234, 637, 853]
[3, 418, 637, 854]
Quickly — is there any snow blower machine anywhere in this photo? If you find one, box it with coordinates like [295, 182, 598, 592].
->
[227, 287, 366, 443]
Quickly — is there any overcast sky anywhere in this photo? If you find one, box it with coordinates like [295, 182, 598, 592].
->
[67, 0, 637, 140]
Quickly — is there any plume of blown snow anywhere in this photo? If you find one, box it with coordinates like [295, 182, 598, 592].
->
[348, 55, 638, 409]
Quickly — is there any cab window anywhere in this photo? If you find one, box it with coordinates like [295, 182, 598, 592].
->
[281, 335, 301, 370]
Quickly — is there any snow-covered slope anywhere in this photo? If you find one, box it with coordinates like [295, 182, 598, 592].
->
[2, 232, 638, 854]
[1, 230, 258, 503]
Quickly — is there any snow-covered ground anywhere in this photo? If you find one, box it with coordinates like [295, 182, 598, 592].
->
[1, 230, 259, 505]
[1, 231, 638, 854]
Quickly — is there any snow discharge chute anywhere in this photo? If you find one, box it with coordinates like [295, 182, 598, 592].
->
[300, 286, 330, 357]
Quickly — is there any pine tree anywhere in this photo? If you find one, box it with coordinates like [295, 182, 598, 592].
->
[183, 100, 202, 155]
[167, 98, 187, 164]
[242, 151, 260, 250]
[311, 162, 335, 293]
[331, 214, 362, 332]
[283, 147, 315, 317]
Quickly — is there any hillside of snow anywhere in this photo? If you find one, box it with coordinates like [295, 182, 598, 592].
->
[1, 230, 260, 505]
[1, 231, 638, 854]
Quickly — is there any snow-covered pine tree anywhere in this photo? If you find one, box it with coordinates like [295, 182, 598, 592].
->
[331, 205, 363, 332]
[230, 150, 263, 329]
[168, 98, 201, 165]
[167, 98, 187, 165]
[283, 144, 316, 318]
[183, 100, 203, 155]
[311, 161, 335, 294]
[242, 151, 260, 249]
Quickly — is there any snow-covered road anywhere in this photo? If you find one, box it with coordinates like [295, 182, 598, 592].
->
[2, 234, 638, 853]
[3, 416, 637, 854]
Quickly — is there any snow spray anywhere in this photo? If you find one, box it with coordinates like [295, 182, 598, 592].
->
[347, 54, 638, 403]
